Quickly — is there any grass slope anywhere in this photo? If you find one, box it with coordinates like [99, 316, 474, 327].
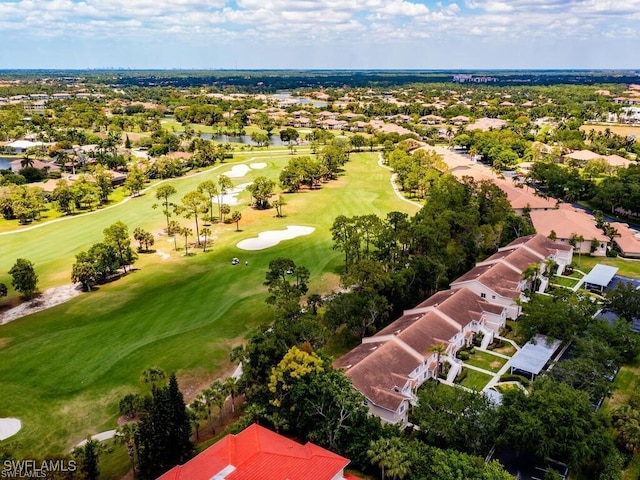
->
[0, 152, 418, 455]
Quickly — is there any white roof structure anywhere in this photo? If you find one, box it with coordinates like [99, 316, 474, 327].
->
[6, 140, 45, 150]
[510, 334, 562, 378]
[583, 264, 619, 290]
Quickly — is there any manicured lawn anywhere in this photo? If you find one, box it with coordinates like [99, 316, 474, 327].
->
[604, 355, 640, 480]
[551, 276, 579, 288]
[0, 152, 418, 458]
[465, 350, 508, 373]
[575, 256, 640, 279]
[456, 368, 492, 391]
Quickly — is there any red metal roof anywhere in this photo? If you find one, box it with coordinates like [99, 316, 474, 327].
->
[157, 424, 350, 480]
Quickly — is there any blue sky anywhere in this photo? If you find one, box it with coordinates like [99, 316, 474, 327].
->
[0, 0, 638, 69]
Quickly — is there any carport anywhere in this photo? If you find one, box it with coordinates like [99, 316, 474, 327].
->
[582, 264, 618, 293]
[509, 334, 562, 380]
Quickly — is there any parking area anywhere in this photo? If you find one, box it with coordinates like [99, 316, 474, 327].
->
[609, 274, 640, 290]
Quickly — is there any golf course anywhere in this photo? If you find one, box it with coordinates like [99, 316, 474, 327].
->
[0, 149, 419, 456]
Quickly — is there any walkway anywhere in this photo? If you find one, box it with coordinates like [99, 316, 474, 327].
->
[442, 336, 522, 393]
[377, 153, 423, 208]
[74, 429, 117, 449]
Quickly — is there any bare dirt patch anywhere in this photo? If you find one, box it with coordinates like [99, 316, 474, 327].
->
[0, 284, 83, 325]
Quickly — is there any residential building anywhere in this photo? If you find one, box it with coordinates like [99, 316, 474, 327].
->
[609, 222, 640, 258]
[335, 287, 508, 425]
[158, 423, 358, 480]
[335, 234, 571, 426]
[494, 180, 558, 215]
[530, 205, 609, 256]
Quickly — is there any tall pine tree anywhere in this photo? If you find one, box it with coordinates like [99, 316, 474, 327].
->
[136, 373, 193, 479]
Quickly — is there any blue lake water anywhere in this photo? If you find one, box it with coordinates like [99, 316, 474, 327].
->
[0, 156, 15, 170]
[180, 132, 287, 147]
[270, 92, 327, 108]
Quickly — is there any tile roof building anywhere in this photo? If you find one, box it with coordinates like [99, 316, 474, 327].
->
[530, 205, 609, 256]
[157, 424, 357, 480]
[335, 234, 572, 426]
[609, 222, 640, 258]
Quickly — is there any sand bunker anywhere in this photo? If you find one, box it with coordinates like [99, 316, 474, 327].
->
[0, 418, 21, 441]
[237, 226, 315, 251]
[250, 162, 267, 169]
[224, 164, 251, 178]
[0, 284, 83, 325]
[220, 182, 251, 205]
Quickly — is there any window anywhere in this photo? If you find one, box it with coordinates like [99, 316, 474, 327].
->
[399, 404, 405, 413]
[480, 293, 487, 298]
[492, 295, 496, 299]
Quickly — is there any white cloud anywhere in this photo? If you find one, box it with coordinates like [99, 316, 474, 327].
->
[0, 0, 639, 67]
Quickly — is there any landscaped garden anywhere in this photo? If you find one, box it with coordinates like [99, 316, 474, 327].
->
[551, 275, 580, 289]
[464, 349, 508, 373]
[455, 368, 493, 391]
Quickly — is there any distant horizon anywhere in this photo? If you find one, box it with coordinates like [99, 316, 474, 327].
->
[0, 68, 638, 73]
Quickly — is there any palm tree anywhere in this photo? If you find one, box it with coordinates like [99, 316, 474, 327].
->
[115, 422, 138, 477]
[522, 263, 540, 295]
[20, 156, 34, 169]
[569, 233, 584, 266]
[613, 405, 640, 453]
[199, 388, 219, 435]
[429, 343, 447, 380]
[367, 437, 410, 480]
[223, 377, 239, 416]
[210, 380, 227, 425]
[141, 367, 165, 388]
[200, 227, 211, 252]
[188, 400, 207, 440]
[231, 210, 242, 231]
[543, 257, 557, 278]
[182, 226, 193, 255]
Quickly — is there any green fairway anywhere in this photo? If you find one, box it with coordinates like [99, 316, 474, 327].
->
[0, 152, 418, 456]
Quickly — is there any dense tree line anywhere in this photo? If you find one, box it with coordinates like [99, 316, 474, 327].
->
[329, 174, 532, 332]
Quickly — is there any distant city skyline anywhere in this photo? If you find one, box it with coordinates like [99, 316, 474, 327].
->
[1, 0, 638, 70]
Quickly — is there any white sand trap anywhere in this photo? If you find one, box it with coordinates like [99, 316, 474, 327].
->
[220, 182, 252, 205]
[224, 164, 251, 178]
[0, 284, 83, 325]
[0, 418, 21, 441]
[237, 226, 315, 251]
[250, 162, 267, 169]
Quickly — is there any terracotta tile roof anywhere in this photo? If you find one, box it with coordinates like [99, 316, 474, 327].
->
[396, 311, 459, 355]
[451, 263, 522, 299]
[530, 206, 608, 242]
[157, 424, 349, 480]
[503, 233, 572, 254]
[564, 149, 602, 162]
[466, 117, 507, 131]
[334, 341, 387, 370]
[482, 247, 542, 272]
[605, 154, 632, 168]
[609, 222, 640, 256]
[336, 287, 508, 411]
[417, 287, 504, 319]
[340, 341, 420, 411]
[493, 180, 558, 210]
